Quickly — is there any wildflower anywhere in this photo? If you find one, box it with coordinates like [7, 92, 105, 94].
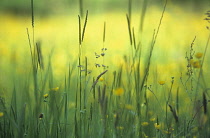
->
[125, 104, 134, 110]
[99, 77, 104, 82]
[170, 127, 174, 131]
[141, 122, 149, 126]
[142, 132, 148, 138]
[195, 52, 203, 59]
[0, 112, 4, 117]
[192, 61, 201, 68]
[69, 102, 76, 109]
[113, 88, 124, 96]
[163, 130, 171, 134]
[148, 111, 153, 116]
[116, 126, 124, 130]
[158, 81, 165, 85]
[43, 94, 49, 98]
[50, 87, 59, 91]
[150, 117, 156, 122]
[154, 123, 161, 129]
[113, 114, 117, 118]
[39, 113, 44, 119]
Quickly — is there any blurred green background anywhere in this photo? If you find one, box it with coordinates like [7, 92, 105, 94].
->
[0, 0, 209, 88]
[0, 0, 209, 16]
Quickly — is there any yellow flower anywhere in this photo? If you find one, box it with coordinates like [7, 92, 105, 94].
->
[113, 114, 117, 118]
[158, 81, 165, 85]
[150, 117, 156, 122]
[154, 123, 161, 129]
[142, 132, 148, 138]
[69, 102, 76, 109]
[141, 122, 149, 126]
[50, 87, 59, 91]
[116, 126, 124, 130]
[43, 94, 49, 98]
[163, 130, 171, 134]
[99, 77, 104, 81]
[125, 104, 134, 110]
[0, 112, 4, 117]
[195, 52, 203, 59]
[113, 88, 124, 96]
[192, 61, 201, 68]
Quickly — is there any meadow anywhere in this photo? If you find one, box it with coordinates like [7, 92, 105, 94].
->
[0, 0, 210, 137]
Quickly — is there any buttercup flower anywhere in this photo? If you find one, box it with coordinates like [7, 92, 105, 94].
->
[99, 77, 104, 81]
[141, 122, 149, 126]
[154, 123, 161, 129]
[195, 52, 203, 59]
[125, 104, 134, 110]
[43, 94, 49, 98]
[50, 87, 59, 91]
[116, 126, 124, 130]
[150, 117, 156, 122]
[192, 61, 201, 68]
[158, 81, 165, 85]
[0, 112, 4, 117]
[114, 88, 124, 96]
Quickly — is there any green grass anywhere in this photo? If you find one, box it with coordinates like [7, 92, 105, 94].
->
[0, 0, 210, 137]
